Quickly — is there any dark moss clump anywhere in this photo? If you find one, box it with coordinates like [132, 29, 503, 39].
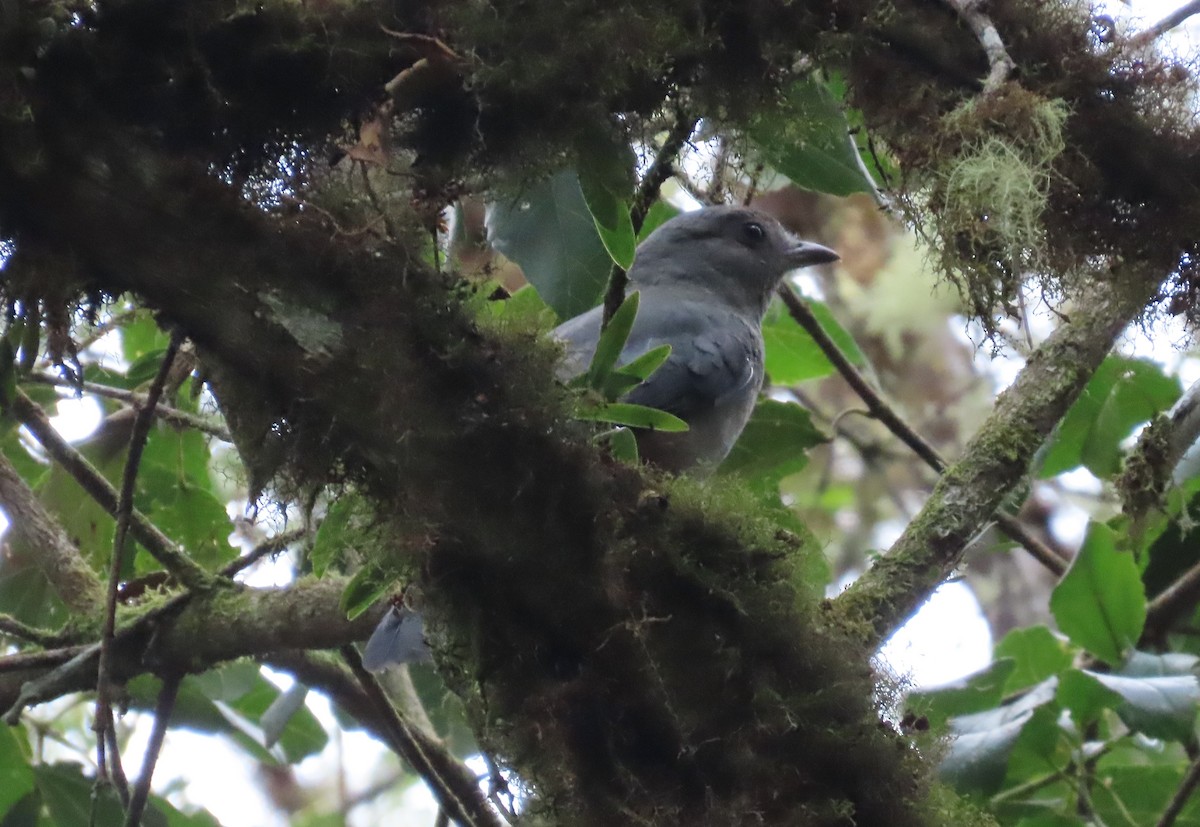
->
[422, 469, 979, 825]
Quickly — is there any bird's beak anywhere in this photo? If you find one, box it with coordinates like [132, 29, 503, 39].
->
[785, 240, 840, 269]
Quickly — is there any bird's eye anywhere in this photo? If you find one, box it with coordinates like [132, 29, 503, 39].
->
[741, 222, 766, 244]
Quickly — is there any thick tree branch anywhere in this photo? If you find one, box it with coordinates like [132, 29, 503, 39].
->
[836, 274, 1160, 642]
[0, 453, 105, 614]
[0, 577, 380, 721]
[1132, 0, 1200, 47]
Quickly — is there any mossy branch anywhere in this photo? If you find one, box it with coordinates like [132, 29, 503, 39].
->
[835, 272, 1161, 643]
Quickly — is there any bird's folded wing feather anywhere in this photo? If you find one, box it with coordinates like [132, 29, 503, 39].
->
[554, 299, 758, 416]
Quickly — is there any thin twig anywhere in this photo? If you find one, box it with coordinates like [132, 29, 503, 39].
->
[600, 112, 697, 328]
[104, 723, 130, 805]
[28, 373, 231, 442]
[95, 334, 181, 803]
[1145, 560, 1200, 642]
[1131, 0, 1200, 47]
[1157, 751, 1200, 827]
[9, 388, 212, 589]
[222, 527, 308, 579]
[339, 645, 504, 827]
[777, 283, 1068, 576]
[124, 672, 181, 827]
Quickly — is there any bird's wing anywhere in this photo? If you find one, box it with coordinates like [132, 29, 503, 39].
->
[622, 320, 759, 417]
[553, 293, 760, 416]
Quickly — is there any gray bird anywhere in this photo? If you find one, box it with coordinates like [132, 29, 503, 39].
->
[554, 205, 839, 473]
[363, 205, 838, 671]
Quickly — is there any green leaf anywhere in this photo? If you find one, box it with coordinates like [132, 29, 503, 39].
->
[1056, 668, 1122, 727]
[908, 659, 1018, 728]
[993, 626, 1073, 694]
[0, 726, 34, 816]
[600, 344, 672, 400]
[637, 201, 679, 240]
[120, 313, 170, 365]
[578, 163, 636, 270]
[0, 563, 65, 629]
[486, 171, 613, 320]
[33, 764, 127, 827]
[939, 679, 1059, 794]
[1092, 765, 1200, 827]
[341, 564, 391, 620]
[232, 680, 328, 763]
[480, 284, 557, 327]
[718, 399, 828, 485]
[0, 791, 43, 827]
[126, 347, 169, 388]
[1083, 651, 1200, 742]
[1050, 522, 1146, 665]
[575, 402, 688, 432]
[1001, 703, 1071, 792]
[596, 427, 639, 464]
[747, 77, 876, 197]
[127, 671, 276, 764]
[584, 292, 640, 390]
[1039, 356, 1180, 478]
[613, 344, 672, 383]
[147, 797, 221, 827]
[761, 299, 866, 386]
[311, 495, 373, 578]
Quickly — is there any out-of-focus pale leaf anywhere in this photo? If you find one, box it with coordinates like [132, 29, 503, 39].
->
[1050, 522, 1145, 665]
[486, 172, 612, 320]
[233, 679, 328, 763]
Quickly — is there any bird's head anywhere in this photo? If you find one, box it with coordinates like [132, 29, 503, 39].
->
[629, 206, 839, 317]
